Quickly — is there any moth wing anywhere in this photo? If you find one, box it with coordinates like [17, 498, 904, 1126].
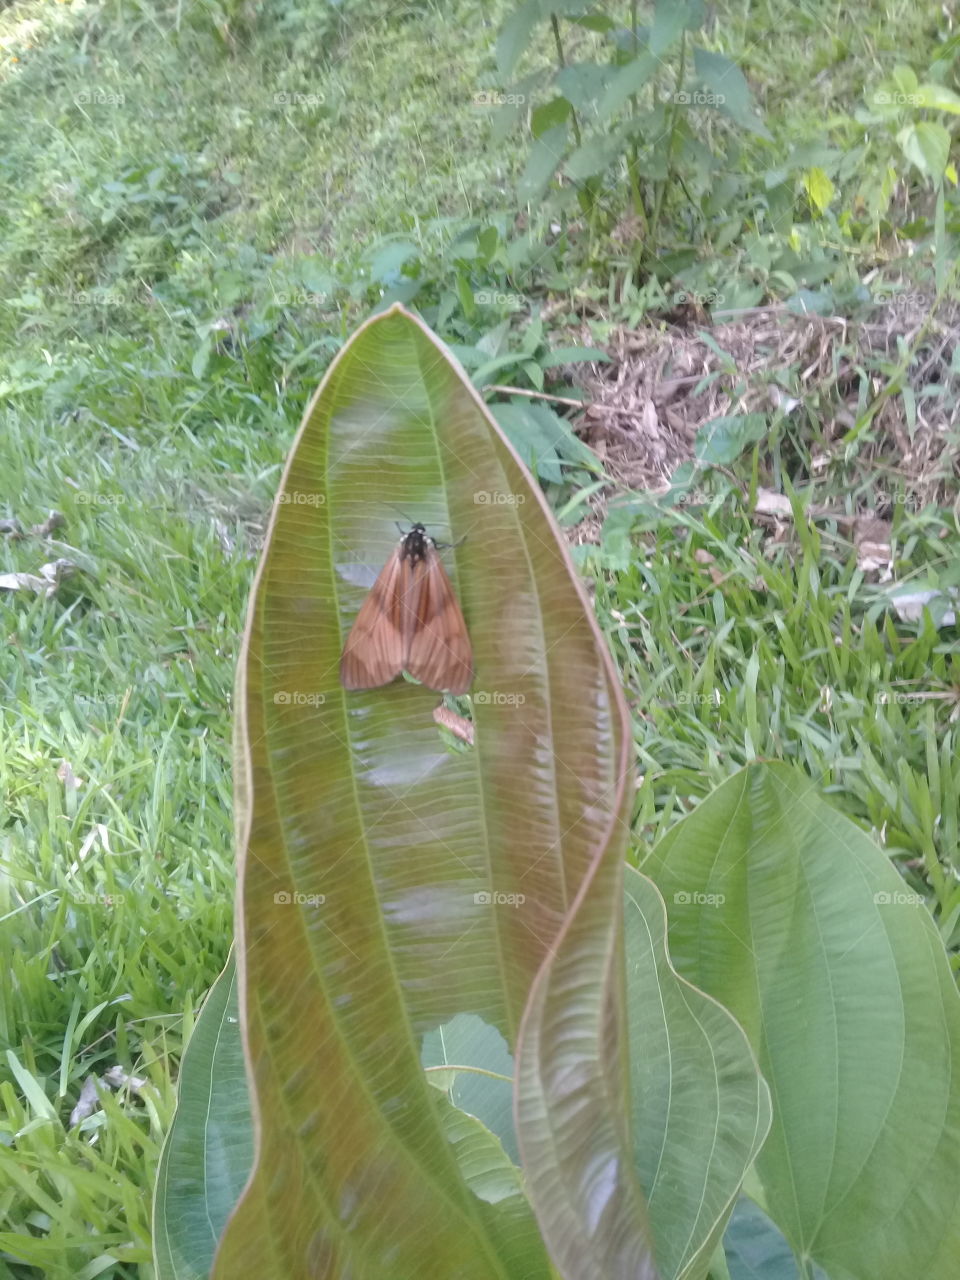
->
[339, 549, 407, 689]
[403, 548, 473, 694]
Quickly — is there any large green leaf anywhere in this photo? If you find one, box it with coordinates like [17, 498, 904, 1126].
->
[515, 709, 653, 1279]
[161, 871, 768, 1278]
[211, 305, 645, 1277]
[153, 953, 252, 1280]
[644, 763, 960, 1280]
[516, 854, 769, 1280]
[623, 870, 771, 1279]
[434, 1092, 551, 1273]
[422, 1013, 518, 1162]
[723, 1198, 813, 1280]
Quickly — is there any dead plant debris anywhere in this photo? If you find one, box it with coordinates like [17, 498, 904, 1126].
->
[563, 296, 960, 520]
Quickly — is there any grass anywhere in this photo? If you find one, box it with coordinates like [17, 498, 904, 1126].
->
[588, 493, 960, 950]
[1, 0, 958, 1274]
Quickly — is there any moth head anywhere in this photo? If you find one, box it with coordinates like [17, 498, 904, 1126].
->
[401, 523, 432, 561]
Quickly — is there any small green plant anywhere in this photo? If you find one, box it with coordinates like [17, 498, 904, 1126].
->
[492, 0, 770, 270]
[845, 54, 960, 241]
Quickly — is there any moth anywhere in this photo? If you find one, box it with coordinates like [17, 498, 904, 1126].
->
[339, 523, 473, 694]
